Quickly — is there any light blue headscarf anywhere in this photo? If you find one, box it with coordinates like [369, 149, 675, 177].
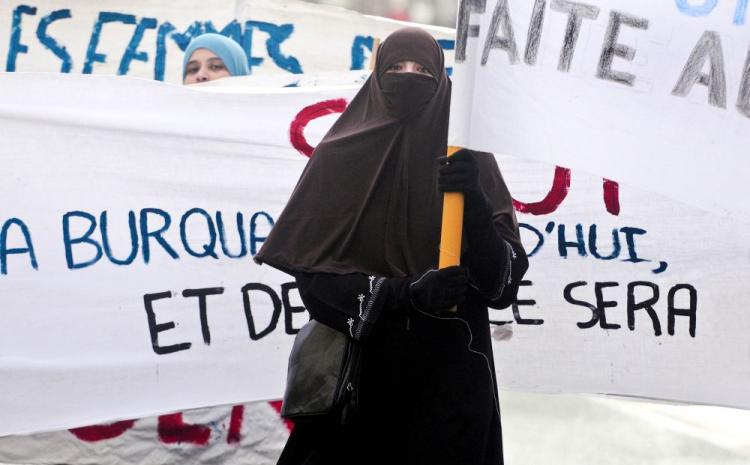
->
[182, 33, 250, 78]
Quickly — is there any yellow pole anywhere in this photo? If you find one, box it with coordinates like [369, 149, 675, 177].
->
[439, 146, 464, 269]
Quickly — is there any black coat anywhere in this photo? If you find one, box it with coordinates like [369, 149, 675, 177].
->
[277, 199, 528, 465]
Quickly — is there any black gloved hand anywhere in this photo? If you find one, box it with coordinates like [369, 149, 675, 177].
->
[438, 148, 492, 226]
[409, 266, 468, 314]
[438, 148, 484, 205]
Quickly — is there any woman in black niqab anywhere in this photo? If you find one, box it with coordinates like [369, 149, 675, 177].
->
[258, 27, 528, 465]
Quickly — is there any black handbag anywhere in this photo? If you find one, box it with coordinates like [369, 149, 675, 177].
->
[280, 320, 362, 424]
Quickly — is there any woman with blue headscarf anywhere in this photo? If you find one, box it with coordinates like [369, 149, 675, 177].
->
[182, 33, 250, 85]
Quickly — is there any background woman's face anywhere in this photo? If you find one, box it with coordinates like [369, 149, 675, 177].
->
[183, 48, 232, 85]
[385, 60, 432, 77]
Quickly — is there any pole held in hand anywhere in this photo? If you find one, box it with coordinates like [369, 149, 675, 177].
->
[439, 146, 464, 269]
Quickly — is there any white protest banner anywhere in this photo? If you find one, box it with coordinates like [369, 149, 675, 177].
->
[0, 0, 455, 84]
[2, 69, 750, 439]
[491, 151, 750, 410]
[0, 72, 359, 436]
[448, 0, 750, 220]
[0, 401, 290, 465]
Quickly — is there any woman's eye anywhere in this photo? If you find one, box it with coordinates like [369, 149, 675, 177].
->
[418, 66, 431, 76]
[388, 64, 402, 71]
[210, 64, 226, 71]
[186, 66, 198, 75]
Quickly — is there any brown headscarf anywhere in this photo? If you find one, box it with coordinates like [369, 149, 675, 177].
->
[256, 27, 521, 278]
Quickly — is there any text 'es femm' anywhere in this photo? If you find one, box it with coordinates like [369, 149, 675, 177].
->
[5, 5, 457, 78]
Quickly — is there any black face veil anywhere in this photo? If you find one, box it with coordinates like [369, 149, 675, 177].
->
[380, 72, 438, 117]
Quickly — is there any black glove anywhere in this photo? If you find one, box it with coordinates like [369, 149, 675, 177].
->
[438, 148, 492, 226]
[409, 266, 468, 314]
[438, 148, 484, 204]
